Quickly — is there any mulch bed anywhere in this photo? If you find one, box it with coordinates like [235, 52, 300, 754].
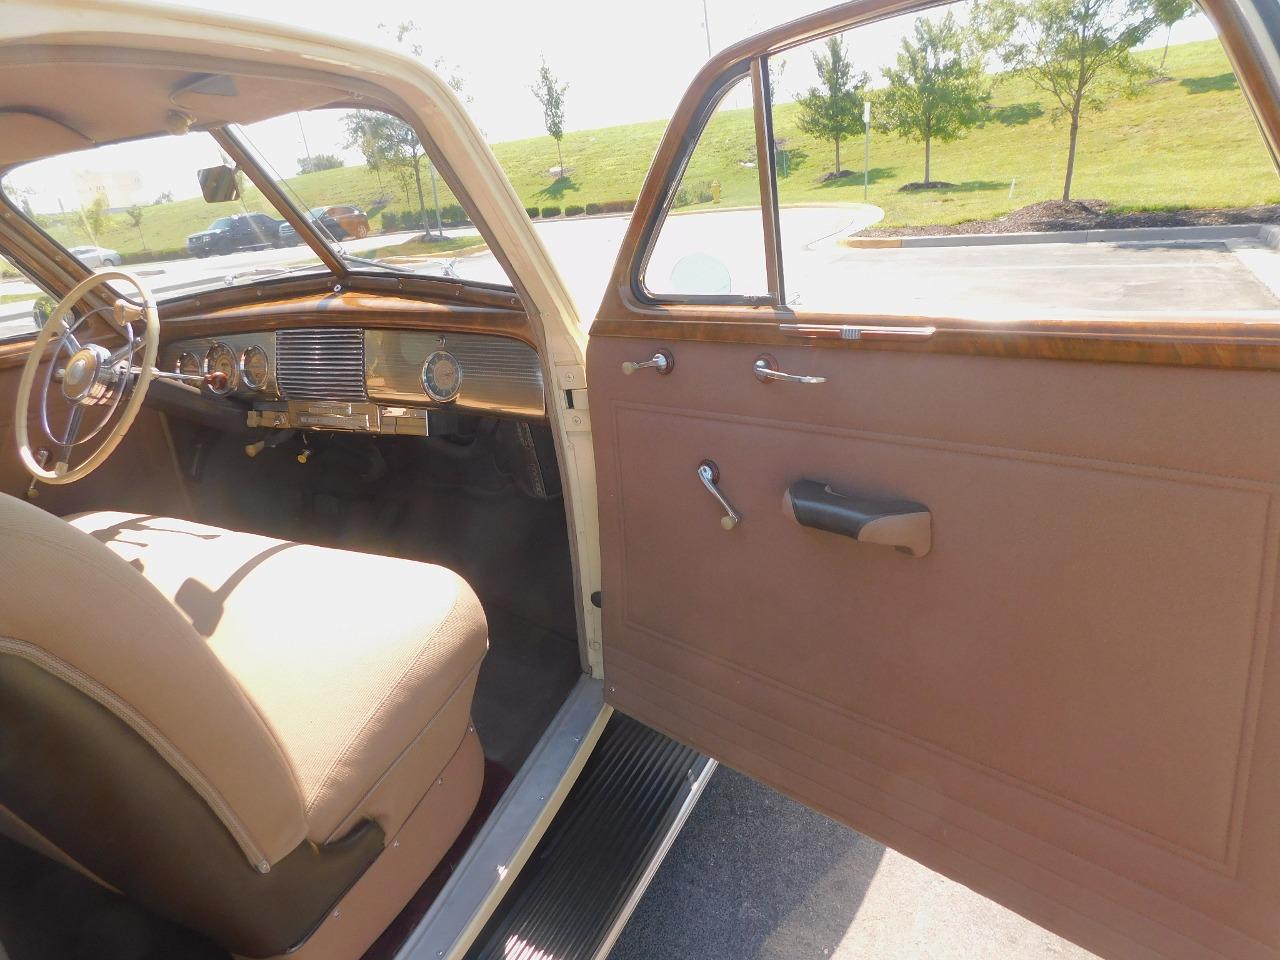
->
[858, 199, 1280, 237]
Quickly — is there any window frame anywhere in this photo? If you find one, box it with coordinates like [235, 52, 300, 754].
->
[632, 60, 783, 307]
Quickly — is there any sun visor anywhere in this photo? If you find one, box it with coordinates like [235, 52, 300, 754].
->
[0, 110, 92, 168]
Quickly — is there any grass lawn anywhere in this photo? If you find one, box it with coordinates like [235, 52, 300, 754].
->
[671, 39, 1280, 227]
[0, 292, 35, 306]
[18, 38, 1277, 259]
[378, 234, 488, 258]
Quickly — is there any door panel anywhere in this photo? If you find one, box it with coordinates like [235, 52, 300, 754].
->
[588, 336, 1280, 960]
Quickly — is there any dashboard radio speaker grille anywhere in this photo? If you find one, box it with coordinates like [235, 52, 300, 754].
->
[276, 328, 367, 401]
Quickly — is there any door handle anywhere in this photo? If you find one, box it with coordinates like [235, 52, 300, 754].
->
[784, 478, 931, 557]
[754, 355, 826, 384]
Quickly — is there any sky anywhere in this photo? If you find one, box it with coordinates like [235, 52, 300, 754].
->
[4, 0, 1218, 212]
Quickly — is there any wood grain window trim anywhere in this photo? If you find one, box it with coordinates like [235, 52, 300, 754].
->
[596, 0, 1280, 371]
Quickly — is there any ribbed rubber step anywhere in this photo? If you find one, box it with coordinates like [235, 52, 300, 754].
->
[463, 714, 711, 960]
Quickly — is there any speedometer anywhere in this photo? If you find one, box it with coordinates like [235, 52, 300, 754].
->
[204, 342, 238, 395]
[175, 351, 201, 380]
[240, 345, 269, 391]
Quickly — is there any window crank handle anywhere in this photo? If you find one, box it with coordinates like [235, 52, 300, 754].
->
[621, 349, 674, 376]
[698, 460, 741, 530]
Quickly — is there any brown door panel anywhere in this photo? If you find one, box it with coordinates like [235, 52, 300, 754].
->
[588, 336, 1280, 960]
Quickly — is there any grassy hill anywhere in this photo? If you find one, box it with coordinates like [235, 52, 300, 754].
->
[31, 38, 1280, 258]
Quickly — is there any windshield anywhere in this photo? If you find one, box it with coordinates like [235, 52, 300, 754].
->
[0, 107, 512, 302]
[231, 107, 512, 287]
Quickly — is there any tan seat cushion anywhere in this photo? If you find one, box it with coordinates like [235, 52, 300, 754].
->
[67, 511, 488, 844]
[0, 494, 306, 869]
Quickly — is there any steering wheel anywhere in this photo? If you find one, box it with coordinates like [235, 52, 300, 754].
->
[15, 269, 159, 485]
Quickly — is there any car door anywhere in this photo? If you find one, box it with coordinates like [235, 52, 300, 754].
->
[586, 1, 1280, 959]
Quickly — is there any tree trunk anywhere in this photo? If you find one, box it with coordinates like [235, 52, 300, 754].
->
[136, 226, 148, 252]
[834, 136, 842, 175]
[556, 140, 564, 178]
[412, 155, 426, 226]
[924, 136, 932, 186]
[1161, 26, 1172, 70]
[1062, 99, 1082, 201]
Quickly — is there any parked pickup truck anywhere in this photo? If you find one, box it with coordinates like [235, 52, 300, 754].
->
[185, 212, 282, 257]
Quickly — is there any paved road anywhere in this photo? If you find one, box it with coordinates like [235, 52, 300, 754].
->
[610, 767, 1099, 960]
[5, 208, 1279, 338]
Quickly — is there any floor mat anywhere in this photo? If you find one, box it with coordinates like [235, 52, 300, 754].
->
[472, 608, 584, 772]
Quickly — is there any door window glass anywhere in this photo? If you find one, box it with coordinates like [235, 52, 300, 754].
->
[643, 75, 770, 298]
[767, 1, 1280, 320]
[0, 253, 50, 343]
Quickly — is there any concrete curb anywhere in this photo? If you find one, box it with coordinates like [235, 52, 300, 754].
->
[840, 222, 1280, 249]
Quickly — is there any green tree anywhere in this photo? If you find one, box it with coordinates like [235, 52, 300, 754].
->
[795, 35, 869, 176]
[343, 110, 428, 225]
[876, 12, 990, 186]
[80, 192, 109, 245]
[297, 153, 344, 174]
[531, 56, 568, 176]
[1153, 0, 1194, 70]
[977, 0, 1158, 200]
[125, 204, 147, 251]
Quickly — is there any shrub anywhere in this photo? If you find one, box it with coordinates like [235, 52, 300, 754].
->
[623, 199, 636, 212]
[540, 205, 561, 218]
[525, 206, 540, 219]
[120, 247, 188, 265]
[584, 202, 602, 216]
[440, 204, 468, 226]
[565, 204, 585, 217]
[381, 211, 399, 232]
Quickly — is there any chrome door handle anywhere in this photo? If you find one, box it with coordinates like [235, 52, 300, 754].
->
[622, 349, 674, 376]
[753, 355, 826, 384]
[698, 460, 741, 530]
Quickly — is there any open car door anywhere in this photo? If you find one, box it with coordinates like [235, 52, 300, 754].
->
[586, 1, 1280, 958]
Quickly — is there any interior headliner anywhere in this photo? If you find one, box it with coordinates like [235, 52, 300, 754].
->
[0, 53, 353, 168]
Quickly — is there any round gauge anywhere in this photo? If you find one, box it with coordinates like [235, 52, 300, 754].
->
[421, 351, 463, 403]
[175, 351, 201, 380]
[240, 345, 269, 392]
[204, 342, 238, 395]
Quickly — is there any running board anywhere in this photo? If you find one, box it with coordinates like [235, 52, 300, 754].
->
[462, 714, 714, 960]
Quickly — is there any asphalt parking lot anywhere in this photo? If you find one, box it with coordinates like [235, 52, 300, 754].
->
[610, 766, 1099, 960]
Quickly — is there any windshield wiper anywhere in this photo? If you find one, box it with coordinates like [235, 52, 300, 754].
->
[222, 261, 330, 286]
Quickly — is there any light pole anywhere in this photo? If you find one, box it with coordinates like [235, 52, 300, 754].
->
[701, 0, 712, 57]
[862, 100, 871, 202]
[296, 113, 311, 166]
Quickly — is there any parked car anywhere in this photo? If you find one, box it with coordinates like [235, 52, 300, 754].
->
[326, 205, 369, 239]
[278, 205, 360, 245]
[185, 212, 282, 256]
[68, 244, 120, 267]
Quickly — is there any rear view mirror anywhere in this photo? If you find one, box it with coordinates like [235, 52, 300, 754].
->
[198, 165, 240, 203]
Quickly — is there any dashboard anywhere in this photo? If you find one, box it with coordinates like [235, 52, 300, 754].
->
[159, 327, 546, 435]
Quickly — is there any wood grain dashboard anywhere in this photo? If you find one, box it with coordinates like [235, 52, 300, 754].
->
[160, 325, 546, 433]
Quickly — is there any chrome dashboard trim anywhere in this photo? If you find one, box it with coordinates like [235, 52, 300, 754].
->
[159, 332, 278, 399]
[365, 330, 545, 418]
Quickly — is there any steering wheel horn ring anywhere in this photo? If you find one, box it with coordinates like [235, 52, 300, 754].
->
[15, 269, 159, 485]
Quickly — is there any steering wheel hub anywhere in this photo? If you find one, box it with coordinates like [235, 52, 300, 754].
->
[61, 344, 113, 404]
